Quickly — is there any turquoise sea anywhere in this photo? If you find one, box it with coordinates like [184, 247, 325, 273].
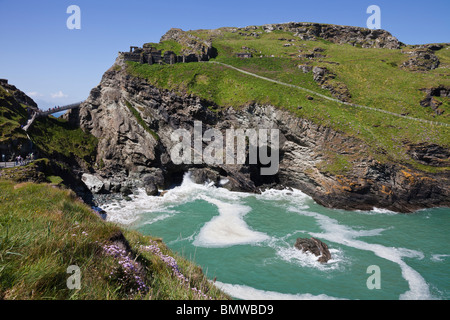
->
[103, 174, 449, 300]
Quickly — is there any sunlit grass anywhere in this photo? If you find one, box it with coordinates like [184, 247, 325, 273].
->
[0, 180, 230, 300]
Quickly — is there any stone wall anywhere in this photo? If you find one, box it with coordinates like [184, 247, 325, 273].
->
[120, 44, 209, 66]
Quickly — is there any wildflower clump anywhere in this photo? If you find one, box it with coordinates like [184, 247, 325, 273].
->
[141, 241, 212, 300]
[103, 244, 149, 295]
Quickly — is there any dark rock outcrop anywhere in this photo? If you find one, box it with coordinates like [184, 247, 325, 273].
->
[159, 28, 214, 61]
[262, 22, 401, 49]
[312, 66, 352, 102]
[401, 48, 440, 71]
[419, 85, 449, 115]
[294, 238, 332, 264]
[407, 143, 450, 167]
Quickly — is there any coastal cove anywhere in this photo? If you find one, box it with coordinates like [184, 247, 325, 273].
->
[102, 174, 450, 300]
[1, 12, 449, 302]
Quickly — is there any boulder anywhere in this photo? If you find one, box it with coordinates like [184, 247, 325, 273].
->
[145, 182, 158, 196]
[401, 49, 440, 71]
[312, 67, 351, 102]
[312, 67, 328, 84]
[81, 173, 104, 194]
[294, 237, 332, 264]
[298, 64, 312, 73]
[419, 85, 449, 115]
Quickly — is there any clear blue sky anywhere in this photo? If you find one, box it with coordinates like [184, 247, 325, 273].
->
[0, 0, 448, 109]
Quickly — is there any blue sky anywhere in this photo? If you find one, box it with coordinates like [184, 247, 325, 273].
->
[0, 0, 448, 109]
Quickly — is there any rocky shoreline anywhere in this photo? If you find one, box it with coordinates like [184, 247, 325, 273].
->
[64, 55, 449, 214]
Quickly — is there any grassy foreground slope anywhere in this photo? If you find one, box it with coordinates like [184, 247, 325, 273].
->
[126, 26, 449, 173]
[0, 179, 229, 300]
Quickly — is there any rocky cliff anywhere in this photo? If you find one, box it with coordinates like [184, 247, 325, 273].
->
[255, 22, 401, 49]
[158, 28, 215, 61]
[65, 55, 449, 213]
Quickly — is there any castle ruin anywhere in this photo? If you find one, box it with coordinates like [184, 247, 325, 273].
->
[119, 44, 210, 65]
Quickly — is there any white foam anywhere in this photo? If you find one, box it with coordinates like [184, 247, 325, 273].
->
[354, 207, 397, 215]
[103, 172, 242, 225]
[193, 195, 269, 248]
[289, 207, 433, 300]
[141, 212, 176, 226]
[431, 254, 450, 262]
[214, 281, 345, 300]
[103, 173, 269, 248]
[370, 207, 397, 215]
[276, 246, 344, 271]
[102, 172, 434, 299]
[103, 173, 313, 227]
[258, 187, 310, 200]
[256, 188, 311, 210]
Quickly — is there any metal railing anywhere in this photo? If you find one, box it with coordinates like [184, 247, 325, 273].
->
[22, 101, 84, 131]
[37, 102, 83, 116]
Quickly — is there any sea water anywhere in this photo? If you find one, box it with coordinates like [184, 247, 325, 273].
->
[102, 173, 449, 300]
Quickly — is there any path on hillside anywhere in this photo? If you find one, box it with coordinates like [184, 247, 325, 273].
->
[209, 61, 450, 128]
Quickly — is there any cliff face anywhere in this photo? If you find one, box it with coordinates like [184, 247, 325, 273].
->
[65, 58, 449, 213]
[0, 81, 38, 158]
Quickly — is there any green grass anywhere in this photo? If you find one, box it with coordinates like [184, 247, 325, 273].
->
[124, 100, 159, 140]
[46, 175, 64, 185]
[125, 27, 450, 173]
[28, 116, 98, 168]
[0, 180, 229, 300]
[0, 159, 48, 182]
[0, 87, 29, 144]
[144, 40, 183, 56]
[126, 60, 449, 172]
[317, 153, 352, 175]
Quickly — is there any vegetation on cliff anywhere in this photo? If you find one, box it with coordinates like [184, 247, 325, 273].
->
[0, 83, 98, 171]
[0, 85, 32, 148]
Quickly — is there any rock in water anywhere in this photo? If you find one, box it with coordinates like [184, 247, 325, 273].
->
[294, 237, 332, 264]
[145, 182, 158, 196]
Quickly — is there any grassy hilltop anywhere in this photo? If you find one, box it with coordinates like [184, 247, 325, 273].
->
[127, 25, 450, 174]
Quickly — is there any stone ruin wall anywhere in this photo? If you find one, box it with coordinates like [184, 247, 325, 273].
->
[120, 45, 210, 66]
